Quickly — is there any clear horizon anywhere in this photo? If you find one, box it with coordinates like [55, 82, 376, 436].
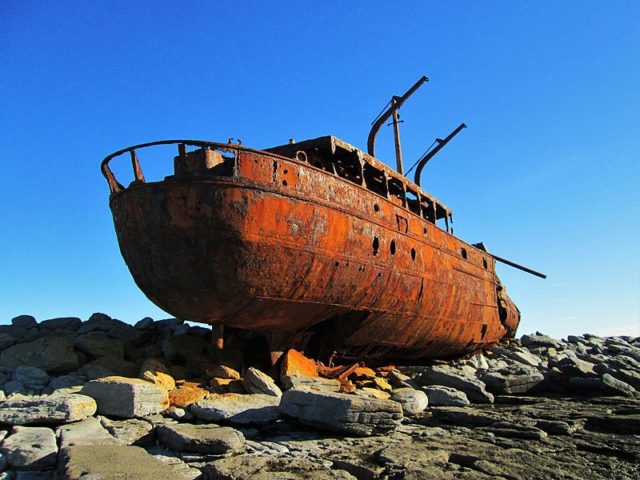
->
[1, 1, 638, 339]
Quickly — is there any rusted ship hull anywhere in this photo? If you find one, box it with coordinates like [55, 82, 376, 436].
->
[104, 138, 519, 361]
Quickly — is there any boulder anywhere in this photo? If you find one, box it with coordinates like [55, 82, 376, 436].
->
[480, 365, 545, 394]
[57, 417, 120, 448]
[191, 393, 280, 425]
[168, 383, 208, 407]
[386, 370, 419, 389]
[416, 366, 494, 403]
[11, 316, 37, 328]
[39, 317, 82, 331]
[157, 423, 245, 454]
[79, 355, 138, 378]
[279, 389, 402, 436]
[100, 418, 155, 446]
[282, 375, 341, 392]
[80, 376, 169, 418]
[74, 333, 125, 358]
[0, 334, 17, 351]
[280, 349, 318, 386]
[491, 346, 542, 367]
[0, 394, 96, 425]
[43, 375, 85, 394]
[601, 373, 637, 396]
[422, 386, 470, 406]
[242, 367, 282, 397]
[390, 388, 428, 415]
[0, 337, 79, 373]
[353, 387, 391, 400]
[1, 426, 57, 470]
[139, 358, 176, 391]
[521, 333, 563, 349]
[58, 445, 198, 480]
[13, 366, 50, 391]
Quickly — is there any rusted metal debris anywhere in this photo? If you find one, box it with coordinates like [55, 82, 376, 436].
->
[101, 77, 544, 365]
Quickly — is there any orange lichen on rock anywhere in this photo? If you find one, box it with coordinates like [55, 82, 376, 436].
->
[281, 349, 318, 380]
[168, 381, 208, 407]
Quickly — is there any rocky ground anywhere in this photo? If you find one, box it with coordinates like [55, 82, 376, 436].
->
[0, 313, 638, 479]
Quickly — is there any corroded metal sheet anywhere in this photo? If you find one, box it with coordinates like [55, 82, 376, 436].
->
[103, 139, 520, 361]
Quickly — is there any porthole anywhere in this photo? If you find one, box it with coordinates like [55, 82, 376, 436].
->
[411, 248, 416, 261]
[483, 258, 488, 269]
[374, 204, 380, 212]
[282, 180, 288, 186]
[372, 237, 379, 256]
[390, 240, 396, 255]
[461, 248, 467, 260]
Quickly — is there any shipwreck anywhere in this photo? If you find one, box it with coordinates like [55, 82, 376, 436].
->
[101, 76, 544, 365]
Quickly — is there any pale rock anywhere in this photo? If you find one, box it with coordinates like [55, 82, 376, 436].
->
[353, 387, 391, 400]
[480, 365, 545, 394]
[1, 426, 57, 470]
[203, 454, 356, 480]
[390, 387, 428, 415]
[0, 394, 96, 425]
[57, 417, 120, 448]
[417, 365, 494, 403]
[242, 367, 282, 397]
[521, 333, 563, 349]
[0, 337, 79, 373]
[492, 346, 542, 367]
[80, 376, 169, 418]
[191, 393, 280, 425]
[100, 417, 155, 446]
[58, 445, 197, 480]
[282, 375, 341, 392]
[422, 386, 470, 406]
[157, 423, 245, 454]
[279, 389, 403, 436]
[166, 406, 194, 421]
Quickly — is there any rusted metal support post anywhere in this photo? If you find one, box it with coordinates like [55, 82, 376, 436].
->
[391, 102, 404, 175]
[130, 150, 145, 183]
[212, 323, 224, 350]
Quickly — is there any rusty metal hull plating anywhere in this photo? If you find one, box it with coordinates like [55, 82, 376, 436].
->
[106, 141, 520, 361]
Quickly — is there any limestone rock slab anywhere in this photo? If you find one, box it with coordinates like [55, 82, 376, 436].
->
[279, 389, 402, 436]
[191, 393, 280, 425]
[422, 386, 470, 406]
[80, 376, 169, 418]
[157, 423, 245, 454]
[2, 426, 57, 470]
[0, 394, 96, 425]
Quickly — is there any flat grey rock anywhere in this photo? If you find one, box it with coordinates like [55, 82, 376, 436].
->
[203, 454, 356, 480]
[0, 394, 96, 425]
[279, 389, 402, 436]
[191, 393, 280, 425]
[480, 365, 545, 394]
[57, 417, 120, 448]
[157, 423, 245, 454]
[281, 374, 341, 392]
[100, 417, 155, 446]
[1, 426, 57, 470]
[58, 445, 197, 480]
[0, 337, 79, 373]
[80, 376, 169, 418]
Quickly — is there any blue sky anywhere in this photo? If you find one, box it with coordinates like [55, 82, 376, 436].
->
[1, 1, 638, 338]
